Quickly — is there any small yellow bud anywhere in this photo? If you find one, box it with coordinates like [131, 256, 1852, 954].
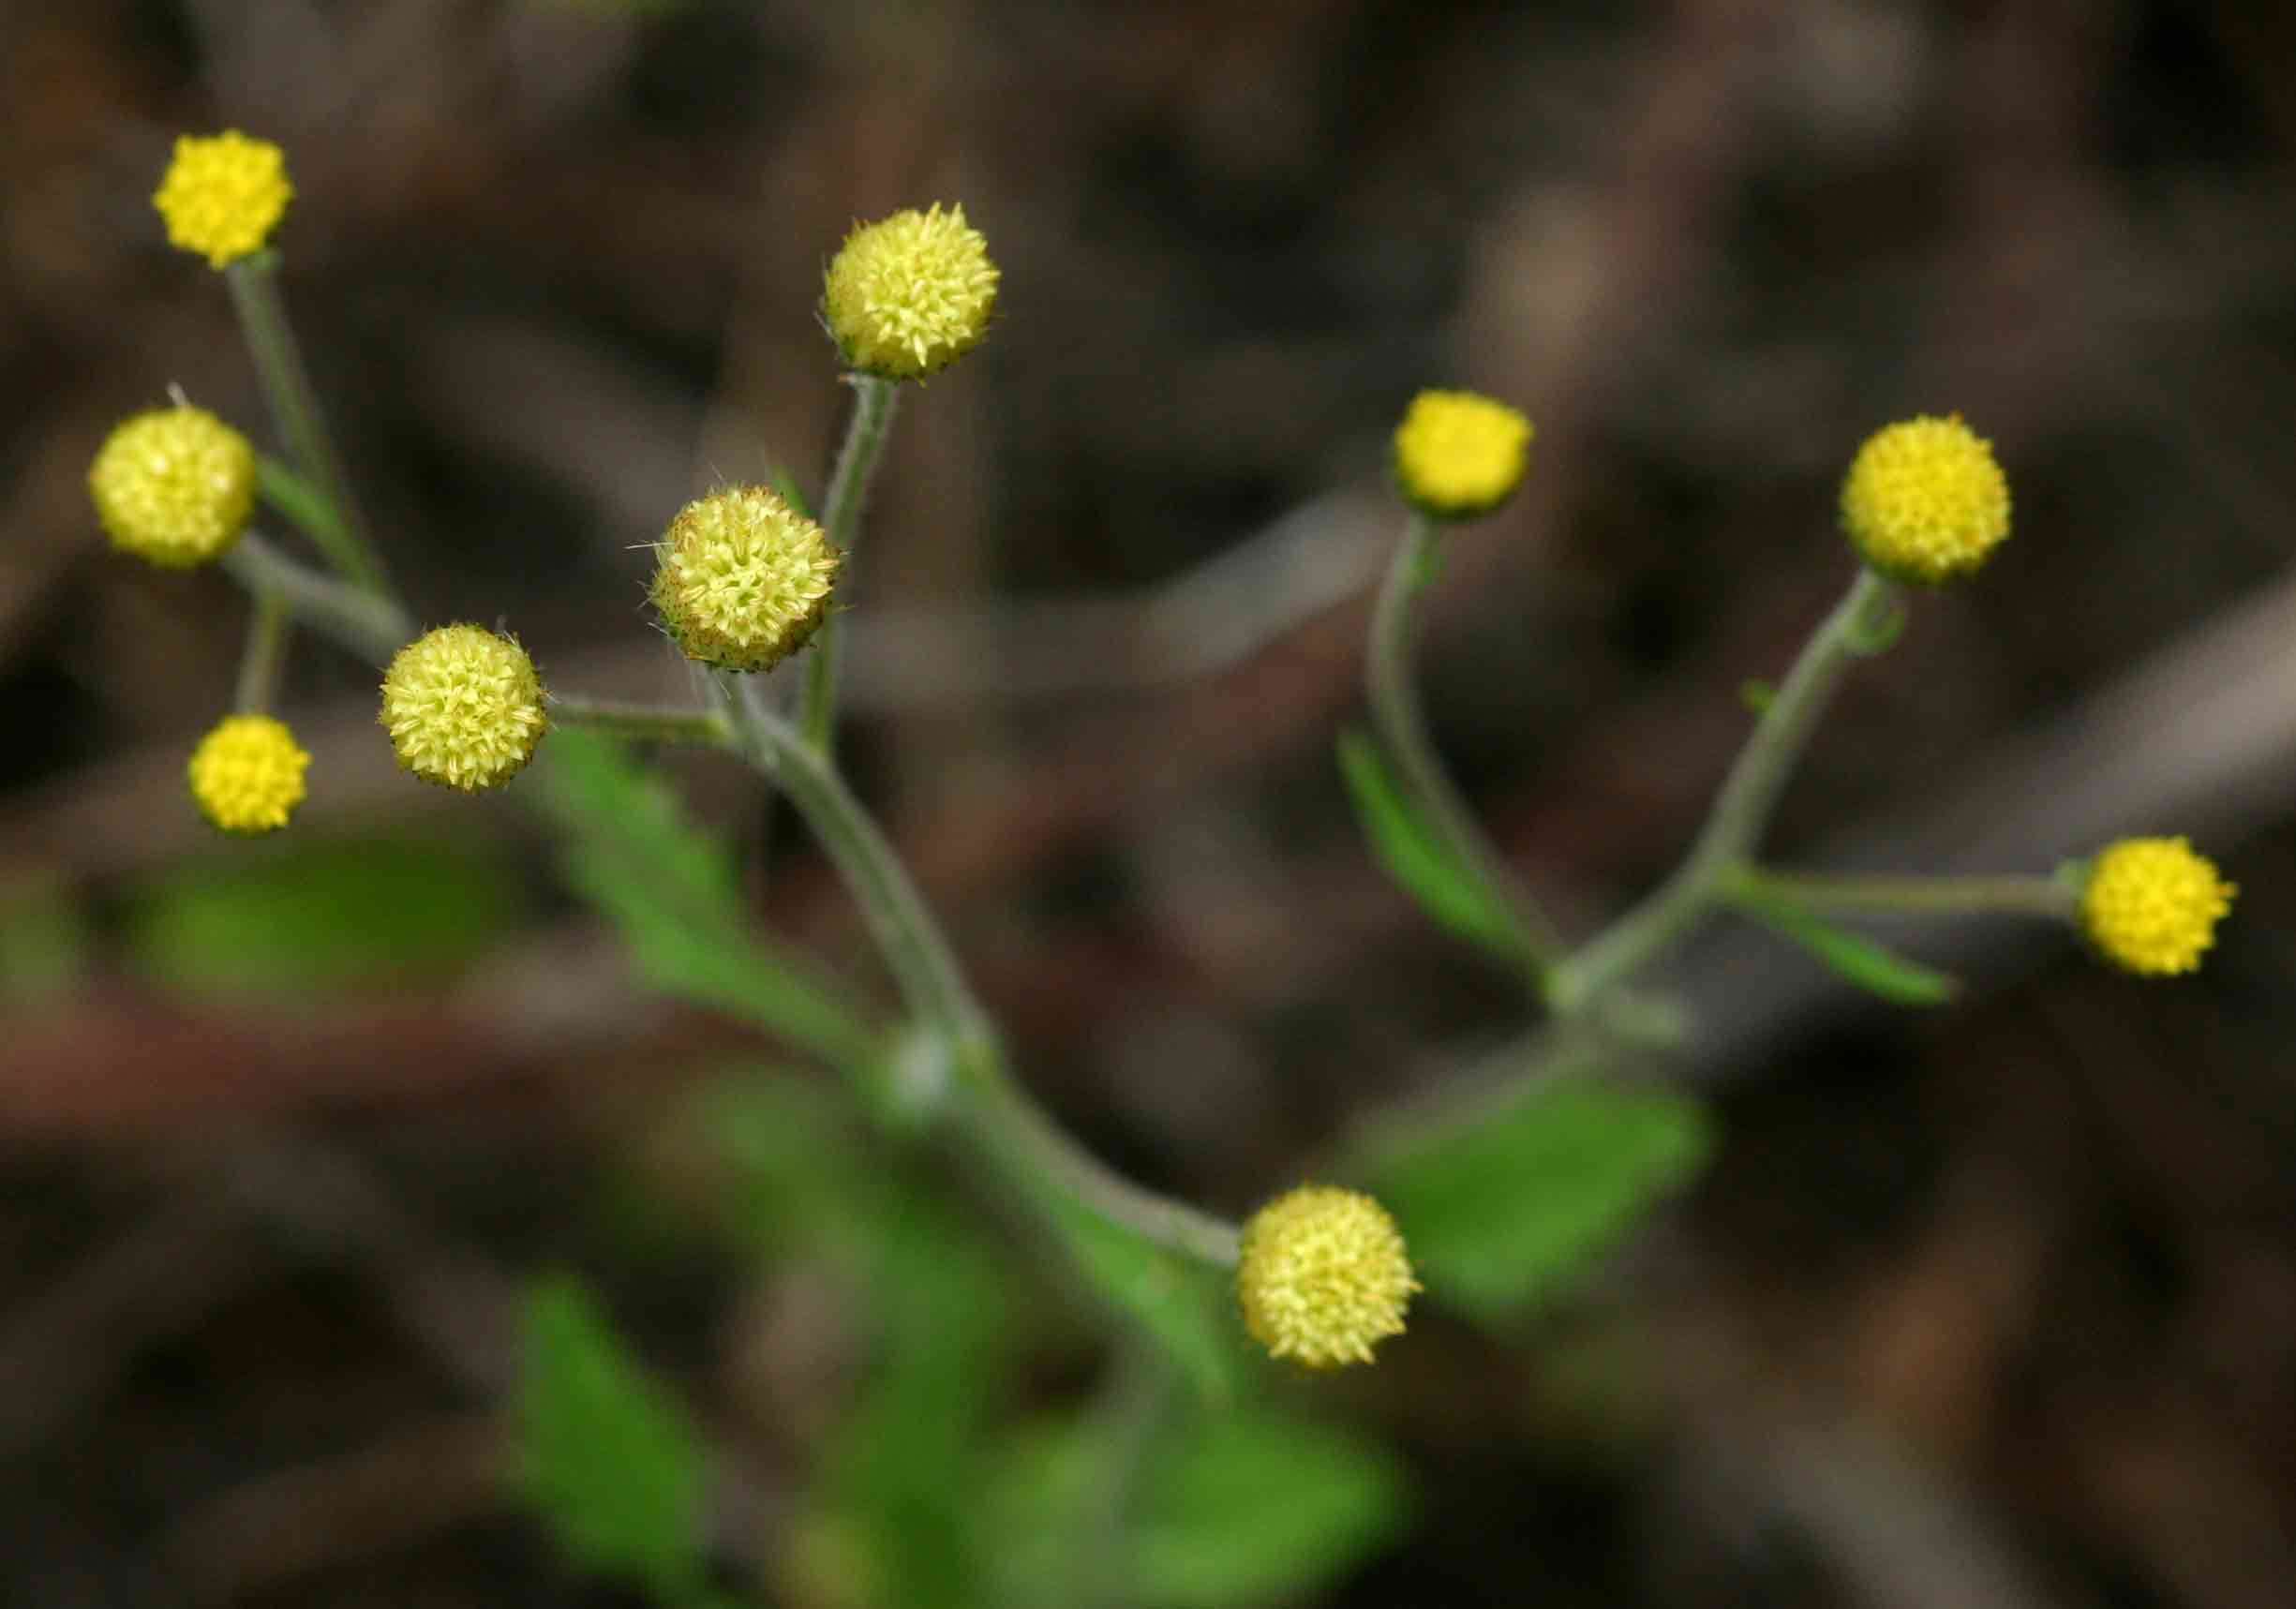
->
[650, 486, 841, 674]
[2080, 836, 2235, 977]
[187, 714, 310, 834]
[380, 625, 548, 793]
[153, 130, 292, 270]
[88, 405, 257, 568]
[1236, 1184, 1418, 1369]
[1393, 390, 1533, 520]
[1840, 414, 2011, 584]
[822, 203, 999, 380]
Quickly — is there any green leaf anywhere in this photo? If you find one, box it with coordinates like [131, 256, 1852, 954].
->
[1371, 1079, 1712, 1318]
[982, 1405, 1409, 1609]
[769, 463, 816, 521]
[1335, 729, 1524, 961]
[817, 1180, 1010, 1609]
[533, 730, 881, 1066]
[1040, 1188, 1247, 1405]
[1130, 1409, 1409, 1609]
[127, 838, 521, 999]
[1734, 891, 1960, 1006]
[1738, 678, 1775, 714]
[516, 1277, 708, 1599]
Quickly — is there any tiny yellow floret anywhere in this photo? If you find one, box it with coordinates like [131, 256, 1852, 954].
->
[1236, 1184, 1418, 1369]
[822, 203, 999, 380]
[153, 130, 292, 269]
[2080, 836, 2235, 977]
[650, 487, 841, 673]
[88, 405, 257, 568]
[380, 625, 548, 793]
[187, 714, 310, 834]
[1840, 413, 2011, 584]
[1393, 390, 1534, 519]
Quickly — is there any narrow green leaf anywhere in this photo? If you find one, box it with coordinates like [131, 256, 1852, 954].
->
[1038, 1188, 1247, 1405]
[516, 1277, 708, 1599]
[1738, 678, 1775, 714]
[533, 731, 881, 1066]
[1734, 891, 1961, 1006]
[1371, 1079, 1712, 1318]
[769, 464, 816, 521]
[1129, 1409, 1410, 1609]
[1335, 729, 1524, 961]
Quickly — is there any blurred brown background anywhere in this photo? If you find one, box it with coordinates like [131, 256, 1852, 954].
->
[5, 0, 2295, 1604]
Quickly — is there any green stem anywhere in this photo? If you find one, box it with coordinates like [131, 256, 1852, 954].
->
[1366, 512, 1565, 976]
[221, 532, 410, 664]
[256, 454, 347, 556]
[1551, 566, 1901, 1009]
[798, 375, 901, 757]
[549, 695, 734, 750]
[716, 676, 1240, 1267]
[226, 255, 388, 593]
[233, 586, 292, 714]
[1729, 865, 2078, 921]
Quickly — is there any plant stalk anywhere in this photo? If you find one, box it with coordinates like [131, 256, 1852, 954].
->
[1728, 865, 2078, 921]
[227, 255, 388, 593]
[1366, 511, 1565, 976]
[1551, 565, 1900, 1008]
[232, 586, 292, 714]
[798, 374, 901, 756]
[549, 695, 734, 750]
[221, 533, 410, 665]
[718, 678, 1240, 1267]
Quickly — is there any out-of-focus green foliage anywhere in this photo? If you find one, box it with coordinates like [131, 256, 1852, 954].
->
[1372, 1078, 1711, 1318]
[126, 837, 521, 997]
[981, 1402, 1409, 1609]
[517, 1276, 710, 1602]
[1336, 728, 1526, 961]
[534, 729, 882, 1066]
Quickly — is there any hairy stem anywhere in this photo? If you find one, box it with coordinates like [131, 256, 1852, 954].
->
[1366, 512, 1565, 976]
[233, 586, 292, 714]
[226, 256, 389, 593]
[1551, 566, 1900, 1008]
[221, 533, 410, 664]
[549, 695, 734, 750]
[1729, 865, 2079, 921]
[798, 375, 901, 757]
[718, 678, 1240, 1267]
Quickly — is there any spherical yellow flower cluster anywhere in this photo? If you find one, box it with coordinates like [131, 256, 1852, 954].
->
[2080, 836, 2235, 976]
[1840, 414, 2011, 585]
[379, 625, 548, 792]
[1393, 390, 1533, 520]
[651, 487, 841, 673]
[823, 204, 999, 380]
[187, 714, 310, 834]
[153, 131, 293, 270]
[88, 405, 256, 568]
[1235, 1184, 1418, 1369]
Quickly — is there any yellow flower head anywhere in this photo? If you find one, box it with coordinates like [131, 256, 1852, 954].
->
[88, 405, 257, 568]
[650, 486, 842, 673]
[1393, 390, 1534, 519]
[822, 203, 999, 380]
[380, 625, 548, 792]
[2080, 836, 2235, 976]
[1236, 1184, 1418, 1369]
[153, 130, 292, 269]
[1840, 414, 2011, 584]
[187, 713, 310, 834]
